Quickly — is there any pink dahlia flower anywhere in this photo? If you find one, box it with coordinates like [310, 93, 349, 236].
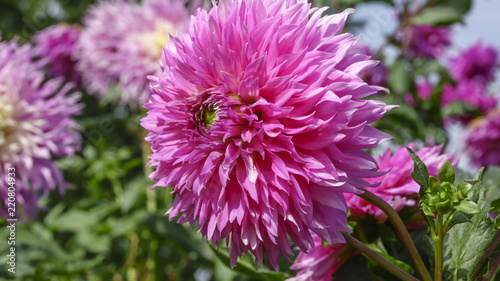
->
[33, 23, 82, 85]
[77, 0, 190, 107]
[0, 40, 81, 219]
[288, 233, 352, 281]
[449, 41, 498, 85]
[404, 25, 451, 58]
[441, 81, 496, 121]
[465, 110, 500, 168]
[345, 144, 454, 221]
[142, 0, 392, 268]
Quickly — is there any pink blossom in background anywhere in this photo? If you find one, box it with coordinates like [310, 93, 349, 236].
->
[416, 78, 433, 101]
[345, 144, 454, 222]
[441, 80, 497, 122]
[465, 110, 500, 168]
[350, 44, 388, 87]
[288, 233, 352, 281]
[77, 0, 190, 107]
[0, 40, 82, 219]
[404, 25, 451, 58]
[33, 23, 82, 85]
[142, 0, 392, 268]
[449, 41, 499, 85]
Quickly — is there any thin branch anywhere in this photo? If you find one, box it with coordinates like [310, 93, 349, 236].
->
[357, 189, 433, 281]
[341, 232, 419, 281]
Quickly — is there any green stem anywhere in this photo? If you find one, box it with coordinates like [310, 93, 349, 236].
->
[140, 134, 156, 212]
[355, 223, 369, 244]
[358, 189, 433, 281]
[433, 213, 444, 281]
[341, 232, 419, 281]
[110, 175, 123, 204]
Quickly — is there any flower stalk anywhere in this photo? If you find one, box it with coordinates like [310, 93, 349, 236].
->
[341, 232, 419, 281]
[432, 213, 445, 281]
[357, 189, 433, 281]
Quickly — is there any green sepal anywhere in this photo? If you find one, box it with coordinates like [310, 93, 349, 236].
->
[455, 200, 481, 215]
[428, 176, 440, 188]
[494, 214, 500, 230]
[458, 182, 473, 200]
[437, 199, 454, 214]
[440, 182, 455, 193]
[438, 161, 455, 184]
[489, 198, 500, 214]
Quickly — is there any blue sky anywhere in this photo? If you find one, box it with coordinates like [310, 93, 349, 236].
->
[454, 0, 500, 50]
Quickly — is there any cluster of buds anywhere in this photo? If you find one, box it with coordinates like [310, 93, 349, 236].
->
[422, 162, 480, 218]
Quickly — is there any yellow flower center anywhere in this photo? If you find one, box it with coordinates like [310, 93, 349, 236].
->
[137, 20, 177, 60]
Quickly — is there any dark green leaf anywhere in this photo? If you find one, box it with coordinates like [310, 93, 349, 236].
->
[441, 189, 499, 280]
[365, 240, 414, 280]
[407, 147, 430, 197]
[444, 211, 471, 232]
[491, 199, 500, 214]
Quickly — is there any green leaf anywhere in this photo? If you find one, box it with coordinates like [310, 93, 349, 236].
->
[435, 0, 472, 13]
[444, 211, 471, 232]
[492, 199, 500, 214]
[407, 147, 430, 197]
[411, 6, 463, 25]
[209, 247, 291, 281]
[376, 103, 427, 141]
[388, 60, 410, 94]
[440, 189, 499, 281]
[455, 200, 481, 215]
[365, 240, 414, 281]
[442, 102, 477, 119]
[411, 0, 472, 26]
[438, 161, 455, 184]
[484, 166, 500, 206]
[47, 209, 99, 232]
[494, 215, 500, 230]
[473, 167, 485, 182]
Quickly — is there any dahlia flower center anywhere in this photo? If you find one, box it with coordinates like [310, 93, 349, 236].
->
[0, 95, 15, 143]
[200, 105, 219, 127]
[138, 20, 176, 59]
[0, 94, 25, 161]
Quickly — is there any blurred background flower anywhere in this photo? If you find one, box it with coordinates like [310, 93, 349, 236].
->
[0, 40, 81, 219]
[465, 110, 500, 168]
[33, 23, 82, 85]
[77, 0, 190, 108]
